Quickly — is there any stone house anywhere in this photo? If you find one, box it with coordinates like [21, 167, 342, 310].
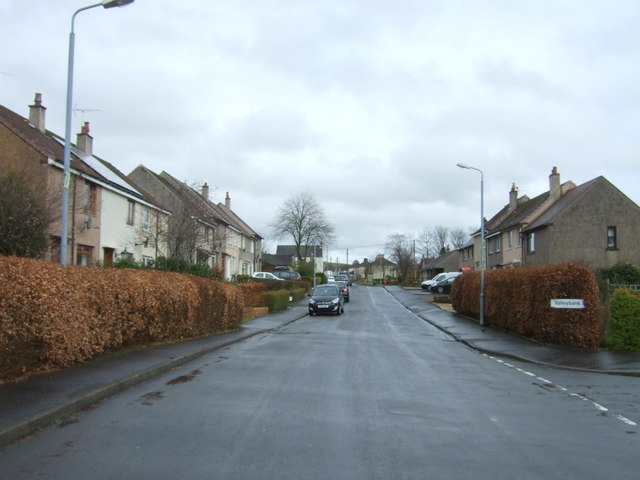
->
[521, 175, 640, 268]
[468, 167, 640, 271]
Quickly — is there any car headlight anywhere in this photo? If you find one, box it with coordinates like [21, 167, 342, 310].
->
[331, 298, 339, 304]
[309, 298, 316, 305]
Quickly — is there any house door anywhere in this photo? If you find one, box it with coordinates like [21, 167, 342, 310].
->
[103, 247, 115, 267]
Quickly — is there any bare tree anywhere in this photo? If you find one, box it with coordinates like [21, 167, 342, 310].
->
[450, 227, 469, 249]
[386, 233, 415, 283]
[417, 227, 436, 259]
[271, 192, 334, 261]
[0, 166, 56, 258]
[433, 225, 449, 255]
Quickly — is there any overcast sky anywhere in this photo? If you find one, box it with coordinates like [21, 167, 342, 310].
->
[2, 0, 640, 264]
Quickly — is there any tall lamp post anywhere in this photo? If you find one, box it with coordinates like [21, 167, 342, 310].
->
[60, 0, 135, 266]
[457, 162, 486, 327]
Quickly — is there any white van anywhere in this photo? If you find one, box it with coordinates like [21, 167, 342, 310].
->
[421, 272, 460, 291]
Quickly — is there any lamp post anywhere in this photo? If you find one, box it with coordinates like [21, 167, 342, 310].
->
[60, 0, 135, 266]
[457, 162, 486, 327]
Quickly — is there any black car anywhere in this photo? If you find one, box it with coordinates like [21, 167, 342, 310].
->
[273, 270, 301, 281]
[308, 284, 345, 316]
[430, 275, 459, 294]
[335, 274, 352, 286]
[335, 281, 350, 302]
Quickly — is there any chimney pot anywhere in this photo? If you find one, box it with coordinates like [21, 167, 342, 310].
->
[509, 183, 518, 211]
[76, 121, 93, 155]
[28, 92, 47, 133]
[201, 183, 209, 200]
[225, 191, 231, 208]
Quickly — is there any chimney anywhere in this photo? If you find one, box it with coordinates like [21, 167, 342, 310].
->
[201, 183, 209, 200]
[76, 122, 93, 155]
[509, 183, 518, 212]
[225, 191, 231, 209]
[28, 93, 46, 133]
[549, 166, 561, 200]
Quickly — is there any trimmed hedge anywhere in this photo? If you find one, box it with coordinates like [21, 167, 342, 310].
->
[608, 288, 640, 351]
[0, 256, 243, 383]
[451, 263, 601, 348]
[263, 289, 291, 312]
[238, 282, 267, 307]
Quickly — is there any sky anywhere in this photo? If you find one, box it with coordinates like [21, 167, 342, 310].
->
[2, 0, 640, 264]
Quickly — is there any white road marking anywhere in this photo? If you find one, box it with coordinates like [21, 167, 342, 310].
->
[484, 354, 636, 427]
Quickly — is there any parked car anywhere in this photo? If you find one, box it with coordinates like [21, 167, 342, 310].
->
[273, 266, 291, 271]
[326, 275, 336, 283]
[252, 272, 284, 281]
[335, 281, 350, 302]
[308, 284, 345, 316]
[273, 270, 302, 281]
[430, 274, 462, 294]
[335, 273, 351, 286]
[421, 272, 460, 291]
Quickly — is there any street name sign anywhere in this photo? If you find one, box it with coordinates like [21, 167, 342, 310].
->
[550, 299, 585, 309]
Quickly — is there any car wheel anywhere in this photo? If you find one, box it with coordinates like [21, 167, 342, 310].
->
[309, 311, 314, 316]
[437, 286, 444, 293]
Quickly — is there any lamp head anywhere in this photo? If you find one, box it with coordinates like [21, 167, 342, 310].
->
[102, 0, 135, 8]
[456, 162, 471, 169]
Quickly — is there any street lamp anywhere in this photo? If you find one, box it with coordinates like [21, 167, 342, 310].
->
[457, 162, 486, 327]
[60, 0, 135, 266]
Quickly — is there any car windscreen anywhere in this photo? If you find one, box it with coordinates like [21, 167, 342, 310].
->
[314, 286, 338, 296]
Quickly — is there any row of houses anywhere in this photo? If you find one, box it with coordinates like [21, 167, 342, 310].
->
[0, 94, 262, 280]
[424, 167, 640, 278]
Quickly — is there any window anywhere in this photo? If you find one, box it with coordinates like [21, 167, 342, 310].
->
[507, 231, 513, 249]
[142, 208, 150, 231]
[82, 181, 97, 214]
[127, 200, 135, 226]
[607, 226, 617, 249]
[76, 244, 93, 266]
[488, 236, 501, 255]
[527, 232, 536, 253]
[142, 255, 154, 266]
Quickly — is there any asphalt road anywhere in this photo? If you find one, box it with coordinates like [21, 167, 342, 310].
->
[1, 285, 639, 479]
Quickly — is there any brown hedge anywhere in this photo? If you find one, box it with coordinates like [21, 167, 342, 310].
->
[0, 256, 244, 383]
[451, 263, 601, 348]
[238, 282, 267, 307]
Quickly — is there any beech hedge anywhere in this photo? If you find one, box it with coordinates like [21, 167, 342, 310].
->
[0, 256, 244, 383]
[451, 263, 601, 348]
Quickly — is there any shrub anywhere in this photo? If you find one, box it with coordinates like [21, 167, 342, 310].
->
[598, 262, 640, 285]
[111, 256, 141, 269]
[608, 288, 640, 351]
[263, 289, 290, 312]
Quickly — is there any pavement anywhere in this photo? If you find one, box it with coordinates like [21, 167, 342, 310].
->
[2, 285, 640, 447]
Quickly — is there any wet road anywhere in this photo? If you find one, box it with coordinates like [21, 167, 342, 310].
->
[1, 285, 638, 479]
